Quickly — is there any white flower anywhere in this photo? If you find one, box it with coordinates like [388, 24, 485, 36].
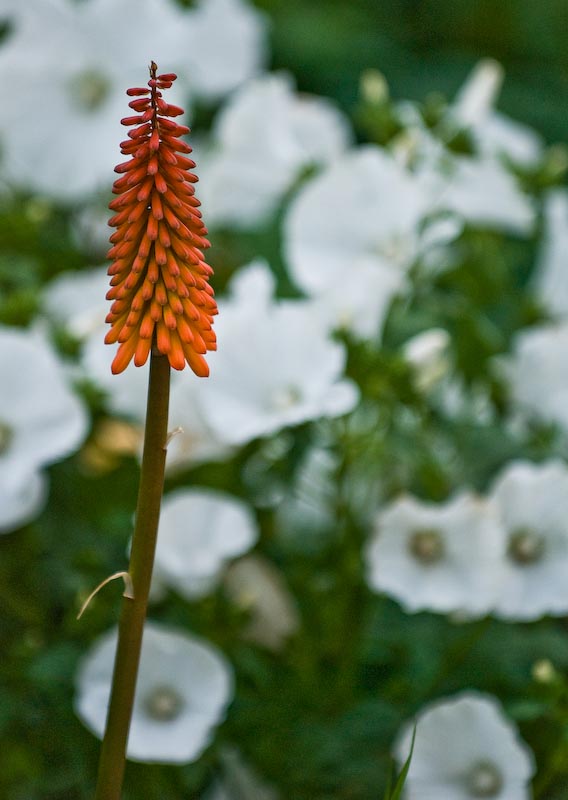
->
[183, 0, 268, 102]
[167, 375, 234, 471]
[224, 555, 300, 650]
[197, 261, 359, 446]
[0, 472, 47, 535]
[204, 747, 280, 800]
[453, 59, 504, 129]
[432, 156, 535, 235]
[453, 59, 542, 166]
[43, 266, 108, 339]
[284, 146, 432, 338]
[81, 321, 229, 467]
[199, 73, 351, 229]
[396, 74, 537, 236]
[153, 488, 258, 600]
[489, 460, 568, 620]
[0, 0, 192, 199]
[506, 321, 568, 431]
[75, 622, 233, 764]
[0, 0, 267, 199]
[395, 692, 535, 800]
[533, 189, 568, 318]
[81, 324, 151, 420]
[0, 326, 88, 533]
[207, 747, 280, 800]
[403, 328, 452, 392]
[365, 492, 503, 616]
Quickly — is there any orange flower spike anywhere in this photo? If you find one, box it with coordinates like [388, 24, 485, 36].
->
[106, 62, 217, 376]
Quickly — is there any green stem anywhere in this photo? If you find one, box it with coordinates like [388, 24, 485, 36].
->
[94, 351, 171, 800]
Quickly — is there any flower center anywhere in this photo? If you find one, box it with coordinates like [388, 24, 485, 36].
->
[466, 760, 503, 797]
[69, 69, 110, 112]
[0, 420, 13, 455]
[408, 528, 444, 564]
[271, 385, 302, 411]
[508, 527, 545, 565]
[143, 685, 185, 722]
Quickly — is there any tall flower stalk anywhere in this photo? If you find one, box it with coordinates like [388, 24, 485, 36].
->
[94, 62, 217, 800]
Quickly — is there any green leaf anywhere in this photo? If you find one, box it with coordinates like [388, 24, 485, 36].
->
[383, 726, 416, 800]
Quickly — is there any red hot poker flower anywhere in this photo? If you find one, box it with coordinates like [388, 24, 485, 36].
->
[105, 62, 217, 376]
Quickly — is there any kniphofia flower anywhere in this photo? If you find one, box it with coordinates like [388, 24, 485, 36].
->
[105, 62, 217, 375]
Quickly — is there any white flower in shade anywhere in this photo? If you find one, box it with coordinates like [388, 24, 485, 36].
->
[0, 472, 47, 536]
[206, 747, 280, 800]
[71, 203, 115, 258]
[43, 266, 108, 339]
[0, 0, 194, 199]
[403, 328, 451, 392]
[81, 325, 151, 420]
[199, 73, 351, 229]
[0, 0, 265, 200]
[183, 0, 268, 102]
[533, 190, 568, 317]
[166, 383, 233, 471]
[488, 460, 568, 620]
[203, 747, 280, 800]
[506, 321, 568, 432]
[284, 146, 431, 338]
[433, 156, 535, 235]
[452, 59, 504, 130]
[452, 59, 542, 166]
[197, 261, 359, 446]
[153, 488, 258, 600]
[0, 326, 88, 533]
[397, 74, 536, 236]
[81, 324, 229, 468]
[365, 492, 503, 616]
[75, 622, 233, 764]
[224, 555, 300, 651]
[395, 692, 535, 800]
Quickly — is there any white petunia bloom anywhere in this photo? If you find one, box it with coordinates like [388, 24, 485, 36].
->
[284, 146, 431, 338]
[183, 0, 268, 102]
[43, 266, 108, 339]
[0, 472, 47, 536]
[224, 555, 300, 651]
[396, 67, 537, 236]
[533, 190, 568, 318]
[453, 59, 542, 166]
[506, 321, 568, 432]
[75, 622, 233, 764]
[432, 156, 535, 235]
[153, 488, 258, 600]
[0, 326, 88, 533]
[365, 492, 503, 616]
[395, 692, 535, 800]
[82, 324, 151, 420]
[0, 0, 267, 199]
[81, 323, 229, 468]
[403, 328, 452, 393]
[489, 460, 568, 620]
[197, 261, 359, 446]
[199, 73, 351, 229]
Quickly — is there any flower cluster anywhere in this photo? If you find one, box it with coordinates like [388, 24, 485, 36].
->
[105, 64, 217, 375]
[366, 460, 568, 620]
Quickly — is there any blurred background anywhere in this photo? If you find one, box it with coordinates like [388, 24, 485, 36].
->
[1, 1, 568, 799]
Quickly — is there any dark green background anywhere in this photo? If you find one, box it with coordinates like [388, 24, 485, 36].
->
[258, 0, 568, 143]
